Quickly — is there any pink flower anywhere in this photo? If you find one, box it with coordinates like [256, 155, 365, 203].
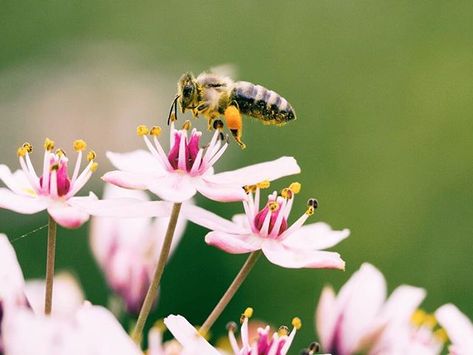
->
[103, 121, 301, 203]
[0, 139, 99, 228]
[316, 263, 443, 355]
[163, 308, 302, 355]
[90, 184, 187, 314]
[184, 182, 349, 269]
[436, 304, 473, 355]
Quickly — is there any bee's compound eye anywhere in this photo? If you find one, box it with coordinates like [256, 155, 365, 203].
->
[183, 85, 193, 97]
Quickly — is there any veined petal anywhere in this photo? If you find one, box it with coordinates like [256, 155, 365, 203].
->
[282, 222, 350, 251]
[69, 193, 173, 218]
[197, 179, 247, 202]
[316, 286, 338, 352]
[147, 173, 197, 203]
[102, 170, 159, 190]
[0, 234, 25, 304]
[164, 315, 221, 355]
[182, 205, 247, 234]
[261, 240, 345, 269]
[436, 304, 473, 352]
[205, 231, 263, 254]
[47, 202, 90, 229]
[0, 188, 47, 214]
[0, 165, 34, 196]
[106, 150, 165, 173]
[206, 156, 301, 186]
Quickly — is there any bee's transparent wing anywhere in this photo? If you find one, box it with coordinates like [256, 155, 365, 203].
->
[208, 64, 238, 80]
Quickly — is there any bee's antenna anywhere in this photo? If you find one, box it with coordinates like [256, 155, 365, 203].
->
[167, 95, 180, 125]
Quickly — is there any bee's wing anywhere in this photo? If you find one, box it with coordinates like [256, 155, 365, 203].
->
[208, 64, 238, 80]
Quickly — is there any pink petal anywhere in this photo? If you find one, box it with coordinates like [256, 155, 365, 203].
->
[147, 173, 197, 202]
[47, 202, 90, 229]
[102, 170, 157, 190]
[205, 231, 263, 254]
[106, 150, 165, 173]
[0, 188, 47, 214]
[197, 179, 247, 202]
[182, 205, 246, 234]
[163, 314, 221, 355]
[206, 156, 301, 186]
[69, 193, 173, 218]
[436, 304, 473, 351]
[0, 165, 33, 195]
[316, 286, 338, 352]
[0, 234, 25, 304]
[261, 240, 345, 269]
[282, 222, 350, 251]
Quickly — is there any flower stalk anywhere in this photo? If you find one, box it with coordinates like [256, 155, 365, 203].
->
[131, 202, 182, 344]
[44, 215, 57, 315]
[199, 250, 262, 336]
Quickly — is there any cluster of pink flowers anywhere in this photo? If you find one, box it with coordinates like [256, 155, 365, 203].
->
[0, 114, 471, 354]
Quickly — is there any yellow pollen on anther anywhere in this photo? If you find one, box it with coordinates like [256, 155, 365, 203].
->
[306, 206, 315, 216]
[136, 124, 149, 136]
[434, 328, 448, 343]
[411, 309, 427, 326]
[152, 319, 166, 332]
[73, 139, 87, 152]
[44, 138, 55, 151]
[90, 162, 98, 173]
[289, 182, 301, 194]
[269, 201, 279, 212]
[55, 149, 65, 157]
[278, 325, 289, 336]
[182, 120, 192, 130]
[150, 126, 162, 136]
[17, 147, 27, 157]
[423, 314, 437, 328]
[169, 113, 177, 122]
[256, 180, 270, 189]
[243, 185, 256, 194]
[22, 142, 33, 153]
[243, 307, 253, 319]
[281, 188, 292, 199]
[87, 150, 96, 162]
[292, 317, 302, 330]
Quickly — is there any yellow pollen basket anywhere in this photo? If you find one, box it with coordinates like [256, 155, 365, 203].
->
[44, 138, 55, 151]
[292, 317, 302, 330]
[73, 139, 87, 152]
[87, 150, 96, 162]
[136, 124, 149, 136]
[150, 126, 162, 136]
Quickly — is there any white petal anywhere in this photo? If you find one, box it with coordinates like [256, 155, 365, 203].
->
[164, 314, 221, 355]
[197, 179, 247, 202]
[102, 170, 160, 190]
[147, 173, 197, 203]
[206, 156, 301, 186]
[0, 188, 47, 214]
[47, 202, 90, 229]
[282, 222, 350, 250]
[182, 204, 247, 234]
[205, 231, 263, 254]
[436, 304, 473, 351]
[316, 285, 337, 352]
[0, 165, 34, 195]
[107, 150, 165, 173]
[0, 234, 25, 304]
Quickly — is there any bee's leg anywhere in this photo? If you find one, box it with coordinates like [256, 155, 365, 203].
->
[224, 105, 246, 149]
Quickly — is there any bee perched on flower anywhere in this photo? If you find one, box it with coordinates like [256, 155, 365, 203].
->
[0, 138, 99, 228]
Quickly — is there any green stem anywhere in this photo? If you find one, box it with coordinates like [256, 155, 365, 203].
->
[199, 250, 262, 336]
[44, 215, 57, 315]
[131, 202, 182, 345]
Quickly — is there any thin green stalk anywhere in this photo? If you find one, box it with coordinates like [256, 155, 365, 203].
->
[131, 202, 182, 345]
[199, 250, 262, 336]
[44, 215, 57, 315]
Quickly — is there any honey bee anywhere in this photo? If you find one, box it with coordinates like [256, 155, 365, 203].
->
[168, 68, 296, 149]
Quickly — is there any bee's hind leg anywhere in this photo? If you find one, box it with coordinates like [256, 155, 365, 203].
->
[224, 105, 246, 149]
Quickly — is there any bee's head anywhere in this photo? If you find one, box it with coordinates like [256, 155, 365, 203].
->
[178, 72, 198, 112]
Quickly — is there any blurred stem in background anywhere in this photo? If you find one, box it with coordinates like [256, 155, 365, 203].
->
[131, 202, 182, 345]
[199, 250, 262, 336]
[44, 215, 57, 315]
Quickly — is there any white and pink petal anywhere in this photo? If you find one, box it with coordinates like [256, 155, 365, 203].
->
[0, 188, 47, 214]
[47, 202, 90, 229]
[205, 231, 263, 254]
[282, 222, 350, 251]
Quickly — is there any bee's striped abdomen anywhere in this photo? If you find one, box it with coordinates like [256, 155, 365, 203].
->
[230, 81, 296, 125]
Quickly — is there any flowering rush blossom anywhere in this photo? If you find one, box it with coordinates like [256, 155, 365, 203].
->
[90, 184, 187, 314]
[103, 120, 301, 203]
[184, 182, 349, 269]
[316, 263, 445, 355]
[0, 138, 99, 228]
[436, 304, 473, 355]
[163, 308, 303, 355]
[0, 233, 141, 355]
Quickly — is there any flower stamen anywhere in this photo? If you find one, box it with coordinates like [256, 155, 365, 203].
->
[136, 124, 149, 137]
[44, 138, 55, 151]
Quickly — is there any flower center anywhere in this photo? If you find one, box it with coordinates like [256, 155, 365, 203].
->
[254, 200, 288, 237]
[39, 152, 71, 196]
[167, 129, 201, 172]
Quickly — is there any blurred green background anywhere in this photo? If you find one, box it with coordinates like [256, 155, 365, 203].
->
[1, 1, 472, 353]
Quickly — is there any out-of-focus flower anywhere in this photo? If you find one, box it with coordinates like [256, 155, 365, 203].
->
[0, 233, 141, 355]
[163, 308, 302, 355]
[0, 138, 99, 228]
[436, 304, 473, 355]
[147, 321, 186, 355]
[185, 182, 349, 269]
[316, 263, 445, 355]
[103, 121, 300, 203]
[90, 184, 187, 314]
